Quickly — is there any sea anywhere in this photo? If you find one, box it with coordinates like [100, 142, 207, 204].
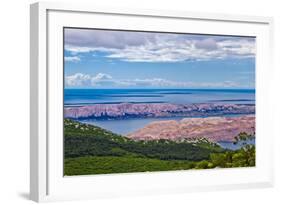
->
[64, 89, 255, 106]
[64, 89, 255, 150]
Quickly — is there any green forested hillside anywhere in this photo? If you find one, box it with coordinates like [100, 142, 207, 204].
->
[64, 119, 255, 176]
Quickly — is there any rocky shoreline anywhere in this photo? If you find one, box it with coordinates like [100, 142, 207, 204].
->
[64, 103, 255, 120]
[127, 115, 255, 142]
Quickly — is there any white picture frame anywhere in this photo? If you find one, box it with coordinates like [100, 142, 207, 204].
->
[30, 2, 274, 202]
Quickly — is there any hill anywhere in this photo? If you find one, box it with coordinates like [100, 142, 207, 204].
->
[64, 119, 223, 160]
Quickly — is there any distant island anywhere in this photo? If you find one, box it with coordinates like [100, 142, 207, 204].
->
[64, 103, 255, 120]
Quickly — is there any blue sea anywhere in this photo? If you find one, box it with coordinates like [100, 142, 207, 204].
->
[64, 89, 255, 106]
[65, 89, 255, 150]
[217, 138, 255, 150]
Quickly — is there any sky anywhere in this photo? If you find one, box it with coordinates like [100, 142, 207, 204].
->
[64, 28, 255, 89]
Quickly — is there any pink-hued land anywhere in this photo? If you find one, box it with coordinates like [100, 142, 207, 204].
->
[64, 103, 255, 119]
[127, 115, 255, 142]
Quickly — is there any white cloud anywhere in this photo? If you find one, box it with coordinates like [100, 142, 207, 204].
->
[105, 38, 255, 62]
[64, 29, 255, 62]
[65, 73, 91, 87]
[93, 73, 112, 80]
[65, 73, 242, 88]
[64, 56, 81, 62]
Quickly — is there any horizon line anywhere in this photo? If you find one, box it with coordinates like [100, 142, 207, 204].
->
[64, 88, 255, 90]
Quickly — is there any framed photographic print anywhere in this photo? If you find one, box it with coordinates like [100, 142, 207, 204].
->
[30, 2, 274, 202]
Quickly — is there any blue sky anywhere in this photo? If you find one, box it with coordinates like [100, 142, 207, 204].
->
[64, 28, 255, 89]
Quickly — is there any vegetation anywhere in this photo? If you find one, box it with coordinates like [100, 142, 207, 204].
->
[64, 119, 255, 176]
[208, 145, 255, 168]
[64, 156, 196, 175]
[233, 132, 255, 145]
[64, 119, 223, 161]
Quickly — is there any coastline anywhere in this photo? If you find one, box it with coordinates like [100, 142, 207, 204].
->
[127, 114, 255, 142]
[64, 102, 255, 120]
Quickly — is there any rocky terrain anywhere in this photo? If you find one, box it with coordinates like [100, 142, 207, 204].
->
[64, 103, 255, 120]
[127, 115, 255, 142]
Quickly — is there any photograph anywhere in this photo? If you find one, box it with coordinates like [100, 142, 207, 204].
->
[63, 28, 256, 176]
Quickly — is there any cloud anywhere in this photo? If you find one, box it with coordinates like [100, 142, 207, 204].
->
[195, 38, 218, 50]
[105, 38, 255, 62]
[90, 73, 116, 87]
[65, 28, 156, 49]
[93, 73, 112, 80]
[65, 73, 134, 87]
[65, 73, 242, 88]
[64, 28, 255, 62]
[64, 56, 81, 62]
[65, 73, 91, 87]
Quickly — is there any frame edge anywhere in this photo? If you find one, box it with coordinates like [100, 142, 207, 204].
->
[30, 2, 39, 202]
[30, 2, 48, 202]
